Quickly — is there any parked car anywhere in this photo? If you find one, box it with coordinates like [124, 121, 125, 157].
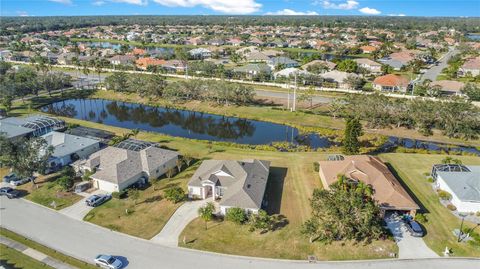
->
[3, 173, 18, 183]
[405, 219, 424, 237]
[74, 181, 91, 193]
[10, 176, 34, 186]
[85, 194, 111, 207]
[0, 187, 20, 199]
[94, 254, 123, 269]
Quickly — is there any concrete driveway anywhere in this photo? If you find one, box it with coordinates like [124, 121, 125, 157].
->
[385, 213, 438, 259]
[150, 199, 207, 247]
[59, 190, 108, 220]
[1, 197, 478, 269]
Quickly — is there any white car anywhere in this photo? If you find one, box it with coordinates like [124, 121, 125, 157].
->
[94, 254, 123, 269]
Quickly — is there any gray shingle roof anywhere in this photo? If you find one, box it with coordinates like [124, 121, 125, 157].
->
[188, 159, 270, 209]
[41, 131, 99, 158]
[437, 165, 480, 202]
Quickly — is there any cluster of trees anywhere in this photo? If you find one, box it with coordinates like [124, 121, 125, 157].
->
[338, 93, 479, 139]
[301, 175, 386, 243]
[105, 73, 255, 105]
[0, 62, 71, 113]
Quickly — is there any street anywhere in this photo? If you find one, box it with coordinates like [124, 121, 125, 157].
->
[0, 197, 478, 269]
[420, 48, 458, 82]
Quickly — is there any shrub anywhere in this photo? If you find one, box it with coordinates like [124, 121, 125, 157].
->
[446, 204, 457, 211]
[415, 213, 428, 223]
[112, 190, 127, 199]
[225, 207, 247, 224]
[437, 190, 452, 201]
[56, 175, 74, 191]
[427, 177, 434, 183]
[248, 210, 273, 233]
[313, 162, 319, 172]
[164, 186, 185, 203]
[476, 211, 480, 217]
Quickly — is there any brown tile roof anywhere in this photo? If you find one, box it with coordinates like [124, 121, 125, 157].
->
[373, 74, 410, 87]
[135, 57, 166, 68]
[318, 155, 419, 211]
[431, 80, 465, 93]
[462, 56, 480, 70]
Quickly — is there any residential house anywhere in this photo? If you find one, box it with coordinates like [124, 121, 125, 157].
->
[267, 56, 299, 70]
[233, 64, 272, 78]
[0, 115, 65, 139]
[321, 70, 358, 88]
[430, 80, 465, 96]
[354, 58, 382, 74]
[227, 38, 243, 47]
[373, 74, 410, 93]
[301, 60, 337, 73]
[459, 56, 480, 77]
[74, 139, 178, 193]
[42, 131, 100, 172]
[245, 51, 270, 63]
[189, 48, 212, 59]
[318, 155, 419, 216]
[109, 55, 136, 66]
[360, 45, 377, 54]
[162, 60, 187, 73]
[187, 159, 271, 215]
[432, 164, 480, 212]
[274, 67, 310, 79]
[135, 57, 166, 70]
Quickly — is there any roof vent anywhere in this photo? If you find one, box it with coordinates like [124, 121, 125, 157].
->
[247, 184, 251, 188]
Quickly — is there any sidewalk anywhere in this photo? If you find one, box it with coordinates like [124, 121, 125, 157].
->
[0, 236, 76, 269]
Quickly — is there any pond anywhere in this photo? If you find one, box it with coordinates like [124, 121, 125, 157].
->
[41, 99, 480, 155]
[41, 99, 332, 148]
[466, 33, 480, 41]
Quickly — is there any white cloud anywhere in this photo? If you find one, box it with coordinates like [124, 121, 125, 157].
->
[48, 0, 73, 4]
[152, 0, 262, 14]
[110, 0, 147, 5]
[265, 9, 319, 16]
[359, 7, 381, 15]
[17, 11, 30, 17]
[388, 13, 406, 17]
[92, 0, 106, 6]
[320, 0, 358, 10]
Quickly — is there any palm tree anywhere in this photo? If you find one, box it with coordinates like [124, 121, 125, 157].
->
[198, 202, 215, 230]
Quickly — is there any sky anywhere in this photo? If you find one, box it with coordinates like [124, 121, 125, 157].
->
[1, 0, 479, 17]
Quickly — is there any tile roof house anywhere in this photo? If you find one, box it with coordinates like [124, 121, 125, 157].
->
[42, 131, 100, 172]
[189, 48, 212, 59]
[233, 64, 272, 77]
[318, 155, 419, 215]
[432, 164, 480, 212]
[430, 80, 465, 96]
[459, 56, 480, 77]
[109, 55, 136, 66]
[74, 139, 178, 193]
[360, 45, 378, 54]
[135, 57, 166, 70]
[245, 51, 270, 63]
[373, 74, 410, 93]
[188, 159, 271, 215]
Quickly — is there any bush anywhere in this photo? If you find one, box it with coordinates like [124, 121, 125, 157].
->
[112, 190, 127, 199]
[164, 186, 185, 203]
[56, 175, 74, 191]
[225, 207, 247, 224]
[476, 211, 480, 217]
[437, 190, 452, 201]
[313, 162, 319, 172]
[447, 204, 457, 211]
[427, 177, 434, 183]
[415, 213, 428, 223]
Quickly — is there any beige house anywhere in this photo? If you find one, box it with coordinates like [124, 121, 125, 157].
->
[318, 155, 419, 216]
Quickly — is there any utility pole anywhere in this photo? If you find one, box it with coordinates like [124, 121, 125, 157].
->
[293, 72, 297, 111]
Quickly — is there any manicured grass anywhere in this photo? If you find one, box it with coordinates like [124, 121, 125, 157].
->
[16, 176, 83, 211]
[0, 228, 97, 269]
[379, 153, 480, 257]
[0, 244, 53, 269]
[84, 164, 198, 239]
[179, 218, 397, 260]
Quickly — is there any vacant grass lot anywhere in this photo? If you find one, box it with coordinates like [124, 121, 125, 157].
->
[379, 153, 480, 257]
[84, 163, 198, 239]
[0, 244, 53, 269]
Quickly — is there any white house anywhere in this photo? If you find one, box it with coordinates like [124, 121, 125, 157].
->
[188, 159, 270, 215]
[432, 164, 480, 213]
[74, 139, 178, 193]
[42, 131, 100, 171]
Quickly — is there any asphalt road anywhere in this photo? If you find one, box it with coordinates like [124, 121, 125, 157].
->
[420, 48, 458, 82]
[1, 197, 478, 269]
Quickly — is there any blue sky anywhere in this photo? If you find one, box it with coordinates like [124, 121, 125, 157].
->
[1, 0, 479, 17]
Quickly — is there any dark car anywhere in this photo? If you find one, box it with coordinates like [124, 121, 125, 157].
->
[85, 194, 111, 207]
[0, 187, 20, 199]
[405, 219, 424, 237]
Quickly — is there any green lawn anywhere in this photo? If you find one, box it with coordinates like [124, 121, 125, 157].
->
[84, 163, 198, 239]
[0, 228, 97, 269]
[379, 153, 480, 257]
[0, 244, 53, 269]
[16, 176, 83, 211]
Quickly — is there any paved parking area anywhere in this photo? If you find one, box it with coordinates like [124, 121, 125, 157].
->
[385, 213, 438, 259]
[59, 190, 108, 220]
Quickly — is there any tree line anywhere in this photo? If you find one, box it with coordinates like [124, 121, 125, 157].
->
[104, 72, 255, 105]
[336, 93, 479, 140]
